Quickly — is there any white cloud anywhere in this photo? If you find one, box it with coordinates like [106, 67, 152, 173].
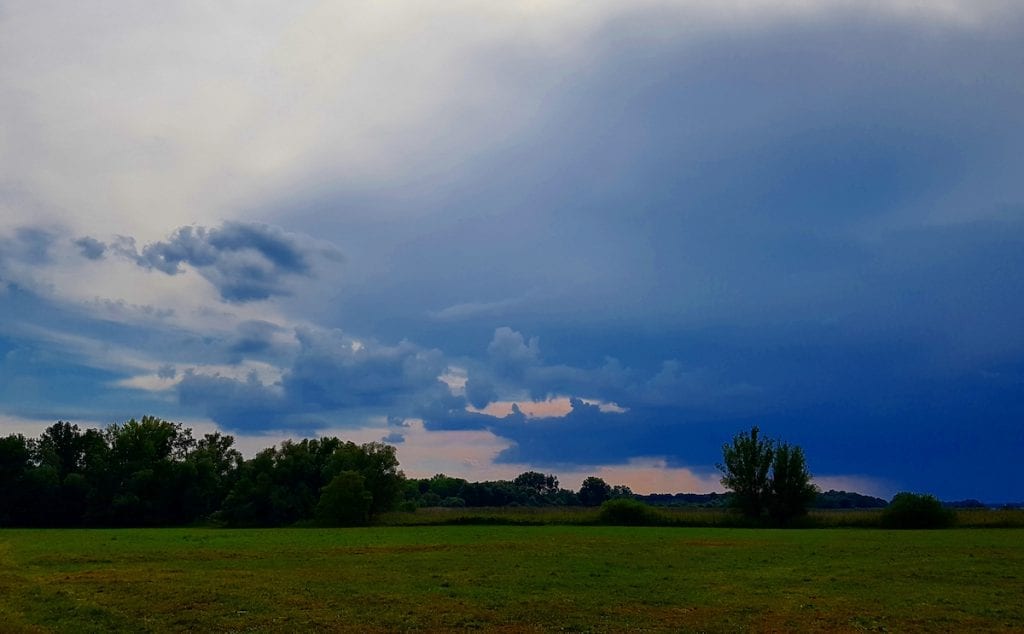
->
[4, 0, 1007, 239]
[0, 413, 58, 437]
[467, 396, 627, 418]
[114, 359, 285, 393]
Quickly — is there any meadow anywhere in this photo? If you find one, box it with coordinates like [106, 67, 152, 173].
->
[375, 505, 1024, 529]
[1, 525, 1022, 632]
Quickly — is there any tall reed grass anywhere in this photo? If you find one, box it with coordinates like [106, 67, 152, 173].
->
[375, 505, 1024, 528]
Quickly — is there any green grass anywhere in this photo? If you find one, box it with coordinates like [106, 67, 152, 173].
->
[378, 505, 1024, 528]
[2, 526, 1022, 632]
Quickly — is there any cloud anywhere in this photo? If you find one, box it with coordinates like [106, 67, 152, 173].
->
[429, 296, 531, 322]
[283, 328, 445, 410]
[464, 376, 498, 409]
[173, 326, 448, 433]
[2, 2, 1024, 500]
[73, 236, 106, 260]
[487, 327, 541, 377]
[176, 370, 291, 432]
[104, 222, 338, 302]
[468, 396, 626, 419]
[0, 227, 57, 266]
[226, 320, 290, 359]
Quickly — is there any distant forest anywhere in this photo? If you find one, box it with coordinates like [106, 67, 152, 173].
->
[1, 418, 894, 528]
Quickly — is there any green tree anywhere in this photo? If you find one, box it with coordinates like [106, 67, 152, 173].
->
[219, 448, 281, 526]
[34, 422, 103, 526]
[513, 471, 559, 499]
[426, 473, 466, 500]
[315, 471, 373, 526]
[610, 484, 633, 499]
[105, 416, 197, 526]
[768, 442, 817, 524]
[36, 422, 86, 481]
[719, 426, 818, 524]
[324, 441, 404, 515]
[0, 434, 31, 526]
[221, 437, 404, 526]
[718, 426, 774, 518]
[185, 432, 242, 518]
[578, 476, 612, 506]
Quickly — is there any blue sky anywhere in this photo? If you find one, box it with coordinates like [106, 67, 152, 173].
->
[1, 1, 1022, 500]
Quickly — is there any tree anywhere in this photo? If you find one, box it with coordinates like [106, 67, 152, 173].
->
[105, 416, 197, 526]
[426, 474, 466, 500]
[610, 484, 634, 499]
[513, 471, 559, 498]
[579, 476, 612, 506]
[719, 427, 818, 524]
[0, 434, 31, 526]
[767, 441, 817, 524]
[186, 432, 243, 518]
[718, 426, 774, 519]
[36, 422, 86, 481]
[316, 471, 373, 526]
[324, 441, 404, 515]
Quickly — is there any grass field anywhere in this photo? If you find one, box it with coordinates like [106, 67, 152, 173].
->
[375, 505, 1024, 529]
[2, 527, 1022, 632]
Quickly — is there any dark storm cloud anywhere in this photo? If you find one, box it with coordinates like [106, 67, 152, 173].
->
[138, 223, 305, 301]
[107, 222, 342, 303]
[4, 4, 1024, 500]
[176, 370, 294, 432]
[137, 223, 308, 276]
[176, 327, 449, 432]
[466, 328, 762, 415]
[257, 5, 1024, 501]
[486, 326, 541, 378]
[298, 6, 1024, 359]
[73, 236, 106, 260]
[281, 328, 446, 410]
[464, 376, 498, 409]
[422, 379, 1024, 501]
[226, 320, 287, 358]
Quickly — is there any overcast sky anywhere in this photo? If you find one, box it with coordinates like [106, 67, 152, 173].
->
[2, 1, 1022, 500]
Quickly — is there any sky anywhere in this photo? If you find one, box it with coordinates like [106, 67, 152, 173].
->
[1, 0, 1022, 501]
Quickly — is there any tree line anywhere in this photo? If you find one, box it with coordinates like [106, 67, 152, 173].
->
[402, 472, 634, 509]
[2, 417, 903, 528]
[0, 417, 638, 527]
[0, 417, 403, 527]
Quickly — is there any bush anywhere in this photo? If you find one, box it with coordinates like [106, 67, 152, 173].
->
[881, 492, 955, 529]
[597, 498, 663, 526]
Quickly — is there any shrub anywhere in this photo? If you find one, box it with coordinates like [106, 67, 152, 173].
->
[597, 498, 663, 526]
[881, 492, 955, 529]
